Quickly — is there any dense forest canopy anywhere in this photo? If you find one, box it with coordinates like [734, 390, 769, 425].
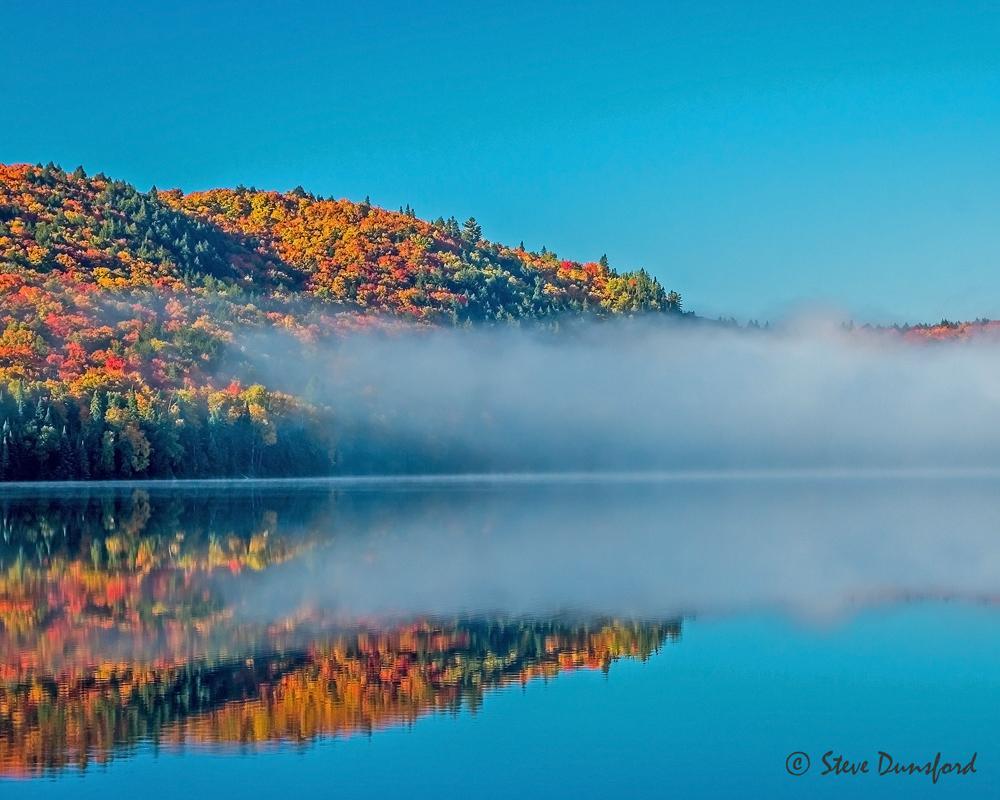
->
[0, 162, 685, 479]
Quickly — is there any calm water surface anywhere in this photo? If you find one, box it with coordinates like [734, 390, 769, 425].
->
[1, 476, 998, 798]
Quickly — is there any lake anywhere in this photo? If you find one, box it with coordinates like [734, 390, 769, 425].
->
[1, 474, 998, 798]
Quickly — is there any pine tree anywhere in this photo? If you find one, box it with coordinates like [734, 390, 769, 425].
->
[100, 431, 116, 476]
[77, 437, 90, 479]
[461, 217, 482, 244]
[56, 426, 74, 479]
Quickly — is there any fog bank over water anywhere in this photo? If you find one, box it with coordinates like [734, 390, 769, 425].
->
[242, 318, 1000, 471]
[227, 477, 1000, 623]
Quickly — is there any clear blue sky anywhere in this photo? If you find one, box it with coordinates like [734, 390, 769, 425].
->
[3, 1, 1000, 322]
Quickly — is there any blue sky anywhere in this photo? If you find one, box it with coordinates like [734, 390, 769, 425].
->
[3, 1, 1000, 322]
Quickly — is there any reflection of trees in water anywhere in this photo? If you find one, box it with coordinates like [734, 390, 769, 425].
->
[0, 487, 336, 672]
[0, 486, 334, 577]
[0, 488, 679, 777]
[0, 618, 680, 777]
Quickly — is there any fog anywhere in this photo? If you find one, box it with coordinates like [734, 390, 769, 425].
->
[223, 475, 1000, 623]
[237, 317, 1000, 471]
[6, 475, 1000, 673]
[214, 317, 1000, 623]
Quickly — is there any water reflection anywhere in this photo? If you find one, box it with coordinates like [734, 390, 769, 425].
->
[0, 484, 677, 777]
[2, 476, 1000, 780]
[1, 617, 675, 777]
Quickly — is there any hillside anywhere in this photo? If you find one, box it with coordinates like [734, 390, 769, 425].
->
[0, 162, 682, 479]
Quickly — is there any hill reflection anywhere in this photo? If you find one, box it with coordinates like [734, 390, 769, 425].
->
[0, 486, 677, 777]
[6, 473, 999, 777]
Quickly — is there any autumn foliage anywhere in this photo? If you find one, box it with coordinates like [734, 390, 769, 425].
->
[0, 489, 677, 776]
[0, 162, 682, 479]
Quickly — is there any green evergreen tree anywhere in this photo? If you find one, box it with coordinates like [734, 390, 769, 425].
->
[461, 217, 483, 244]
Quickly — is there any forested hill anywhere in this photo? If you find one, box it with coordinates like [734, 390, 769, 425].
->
[0, 162, 682, 479]
[0, 161, 680, 328]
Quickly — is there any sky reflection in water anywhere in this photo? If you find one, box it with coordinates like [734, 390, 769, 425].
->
[0, 476, 998, 798]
